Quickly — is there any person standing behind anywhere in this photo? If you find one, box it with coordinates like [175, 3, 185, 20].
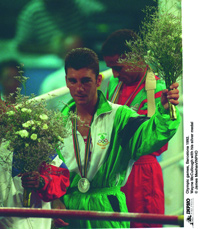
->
[102, 29, 168, 228]
[0, 59, 21, 103]
[52, 47, 180, 228]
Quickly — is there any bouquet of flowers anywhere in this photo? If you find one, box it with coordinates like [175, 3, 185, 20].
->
[119, 6, 182, 120]
[0, 66, 72, 206]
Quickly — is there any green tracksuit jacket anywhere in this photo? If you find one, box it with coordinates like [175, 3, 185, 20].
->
[57, 90, 180, 228]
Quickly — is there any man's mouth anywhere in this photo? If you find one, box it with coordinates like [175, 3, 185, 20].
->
[75, 95, 86, 98]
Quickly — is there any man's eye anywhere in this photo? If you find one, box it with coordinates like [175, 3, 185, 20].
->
[68, 79, 76, 84]
[81, 78, 91, 84]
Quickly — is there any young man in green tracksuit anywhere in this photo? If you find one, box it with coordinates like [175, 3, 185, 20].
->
[102, 29, 168, 228]
[52, 47, 180, 228]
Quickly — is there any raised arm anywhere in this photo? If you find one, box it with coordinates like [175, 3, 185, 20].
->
[118, 82, 181, 160]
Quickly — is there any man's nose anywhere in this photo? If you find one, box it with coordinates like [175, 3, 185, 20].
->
[77, 82, 84, 91]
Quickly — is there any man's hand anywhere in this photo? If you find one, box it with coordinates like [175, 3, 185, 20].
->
[20, 171, 45, 190]
[161, 82, 179, 110]
[52, 199, 69, 227]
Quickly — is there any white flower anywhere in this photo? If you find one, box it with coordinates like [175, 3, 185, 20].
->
[6, 111, 15, 116]
[35, 121, 41, 126]
[39, 114, 48, 120]
[16, 130, 29, 138]
[22, 120, 34, 128]
[147, 50, 151, 55]
[58, 136, 64, 142]
[42, 124, 48, 130]
[21, 108, 32, 113]
[30, 133, 37, 140]
[25, 143, 29, 147]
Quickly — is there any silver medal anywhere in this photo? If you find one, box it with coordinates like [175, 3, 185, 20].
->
[78, 178, 90, 193]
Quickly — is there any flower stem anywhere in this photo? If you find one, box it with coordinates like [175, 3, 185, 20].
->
[23, 188, 32, 207]
[168, 100, 177, 120]
[165, 80, 177, 120]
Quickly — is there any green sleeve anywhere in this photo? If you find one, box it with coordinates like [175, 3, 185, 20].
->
[131, 102, 181, 160]
[115, 103, 181, 161]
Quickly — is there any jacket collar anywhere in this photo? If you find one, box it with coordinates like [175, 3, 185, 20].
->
[61, 90, 112, 117]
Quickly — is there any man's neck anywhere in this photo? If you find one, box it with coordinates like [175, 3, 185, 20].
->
[75, 103, 97, 137]
[123, 71, 145, 86]
[76, 100, 98, 119]
[76, 106, 95, 118]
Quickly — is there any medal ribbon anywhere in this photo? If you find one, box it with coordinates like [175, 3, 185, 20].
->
[111, 67, 148, 105]
[72, 110, 93, 178]
[110, 81, 123, 103]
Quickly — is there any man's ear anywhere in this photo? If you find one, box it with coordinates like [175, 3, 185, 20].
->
[97, 74, 102, 88]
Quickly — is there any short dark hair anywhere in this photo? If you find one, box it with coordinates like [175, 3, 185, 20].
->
[101, 29, 137, 57]
[65, 48, 99, 78]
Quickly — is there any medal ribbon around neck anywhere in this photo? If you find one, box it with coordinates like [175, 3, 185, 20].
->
[111, 67, 148, 105]
[72, 109, 93, 178]
[110, 81, 123, 104]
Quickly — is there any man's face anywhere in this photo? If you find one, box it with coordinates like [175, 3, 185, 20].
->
[104, 54, 145, 85]
[66, 68, 102, 107]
